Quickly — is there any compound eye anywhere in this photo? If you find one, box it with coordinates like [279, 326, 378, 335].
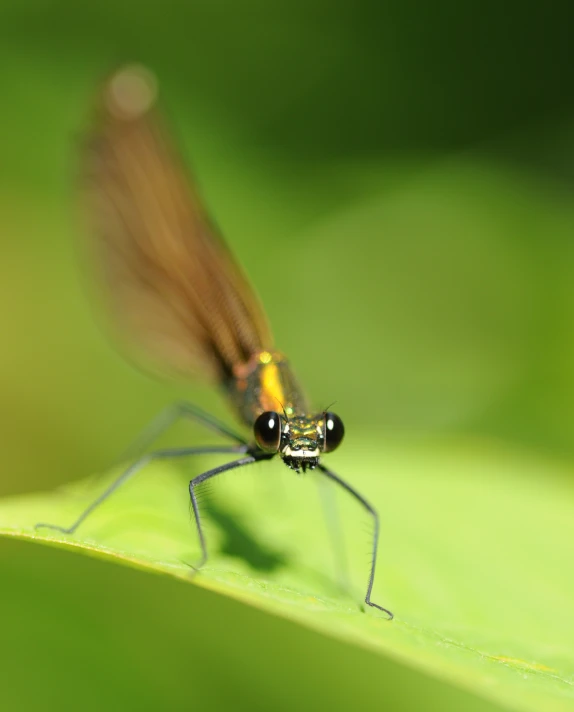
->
[254, 411, 282, 452]
[323, 412, 345, 453]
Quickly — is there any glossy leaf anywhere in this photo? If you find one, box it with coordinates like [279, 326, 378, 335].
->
[1, 436, 573, 712]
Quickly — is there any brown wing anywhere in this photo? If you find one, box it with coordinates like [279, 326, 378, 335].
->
[81, 64, 273, 384]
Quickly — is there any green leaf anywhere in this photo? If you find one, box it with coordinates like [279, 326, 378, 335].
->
[1, 436, 573, 711]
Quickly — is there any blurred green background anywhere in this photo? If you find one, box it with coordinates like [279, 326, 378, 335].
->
[1, 1, 574, 710]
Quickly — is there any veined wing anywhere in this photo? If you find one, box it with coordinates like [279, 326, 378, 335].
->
[81, 64, 273, 384]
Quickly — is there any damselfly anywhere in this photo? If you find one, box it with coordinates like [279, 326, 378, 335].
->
[38, 65, 393, 619]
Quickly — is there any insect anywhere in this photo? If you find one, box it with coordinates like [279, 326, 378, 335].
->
[38, 65, 393, 619]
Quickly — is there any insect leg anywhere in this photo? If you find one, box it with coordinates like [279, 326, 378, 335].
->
[188, 453, 272, 569]
[317, 463, 393, 620]
[36, 444, 249, 535]
[114, 401, 248, 470]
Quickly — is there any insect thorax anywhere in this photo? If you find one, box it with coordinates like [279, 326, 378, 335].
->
[227, 351, 308, 426]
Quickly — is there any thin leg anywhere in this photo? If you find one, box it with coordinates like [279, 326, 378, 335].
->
[318, 463, 393, 620]
[36, 444, 249, 535]
[188, 452, 272, 570]
[113, 401, 248, 468]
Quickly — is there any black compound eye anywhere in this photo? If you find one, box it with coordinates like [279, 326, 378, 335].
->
[254, 411, 282, 452]
[323, 412, 345, 453]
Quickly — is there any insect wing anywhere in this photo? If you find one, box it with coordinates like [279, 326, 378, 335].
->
[82, 65, 273, 383]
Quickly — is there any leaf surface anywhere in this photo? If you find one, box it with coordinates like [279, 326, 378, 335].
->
[1, 437, 573, 712]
